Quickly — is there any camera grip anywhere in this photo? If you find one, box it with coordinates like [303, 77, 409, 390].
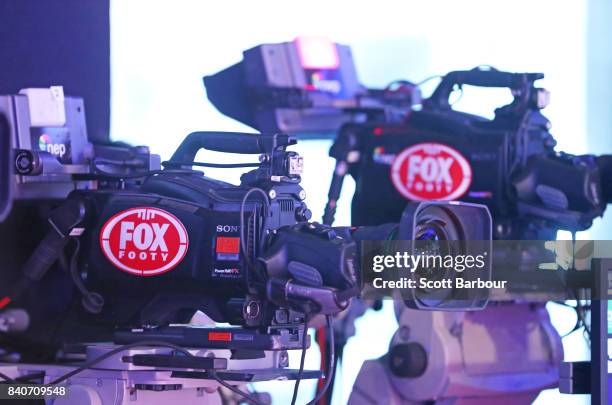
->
[22, 229, 70, 281]
[170, 131, 294, 163]
[446, 69, 517, 88]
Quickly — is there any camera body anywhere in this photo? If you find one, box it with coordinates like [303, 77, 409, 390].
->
[79, 172, 302, 329]
[23, 131, 360, 335]
[0, 90, 361, 351]
[332, 69, 608, 239]
[74, 131, 360, 331]
[205, 42, 610, 240]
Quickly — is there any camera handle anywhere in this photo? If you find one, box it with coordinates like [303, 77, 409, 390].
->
[425, 68, 544, 111]
[169, 131, 296, 165]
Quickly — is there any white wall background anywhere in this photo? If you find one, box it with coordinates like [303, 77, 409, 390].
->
[110, 1, 601, 403]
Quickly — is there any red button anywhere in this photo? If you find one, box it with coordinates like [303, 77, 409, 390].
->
[216, 237, 240, 254]
[208, 332, 232, 342]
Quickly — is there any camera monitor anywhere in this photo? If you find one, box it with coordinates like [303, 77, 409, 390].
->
[204, 37, 365, 137]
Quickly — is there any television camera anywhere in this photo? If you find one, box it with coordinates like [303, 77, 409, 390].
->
[328, 68, 612, 241]
[0, 87, 492, 404]
[204, 38, 612, 239]
[204, 38, 612, 404]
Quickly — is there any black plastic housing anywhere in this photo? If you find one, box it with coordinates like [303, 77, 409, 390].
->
[78, 170, 307, 328]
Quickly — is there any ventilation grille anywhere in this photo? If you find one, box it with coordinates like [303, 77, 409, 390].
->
[279, 199, 295, 212]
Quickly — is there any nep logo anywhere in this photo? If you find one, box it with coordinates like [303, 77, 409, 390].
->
[38, 133, 67, 158]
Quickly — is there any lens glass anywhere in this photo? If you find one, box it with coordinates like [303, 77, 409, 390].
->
[413, 218, 456, 305]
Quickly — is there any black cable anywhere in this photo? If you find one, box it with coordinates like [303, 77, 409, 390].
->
[91, 160, 194, 179]
[290, 316, 310, 405]
[308, 316, 335, 405]
[68, 238, 104, 314]
[239, 188, 270, 270]
[559, 282, 592, 341]
[163, 160, 261, 169]
[209, 371, 264, 405]
[565, 282, 592, 341]
[319, 348, 340, 405]
[69, 237, 87, 295]
[568, 232, 591, 342]
[92, 167, 160, 179]
[93, 158, 146, 167]
[552, 301, 582, 338]
[576, 299, 591, 340]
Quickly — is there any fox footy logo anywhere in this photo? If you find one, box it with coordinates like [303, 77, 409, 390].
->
[391, 143, 472, 201]
[100, 207, 189, 276]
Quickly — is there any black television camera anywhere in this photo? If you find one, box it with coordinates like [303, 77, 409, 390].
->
[1, 131, 362, 348]
[204, 39, 612, 404]
[0, 89, 357, 356]
[74, 132, 360, 331]
[328, 68, 612, 240]
[0, 82, 495, 405]
[204, 40, 611, 240]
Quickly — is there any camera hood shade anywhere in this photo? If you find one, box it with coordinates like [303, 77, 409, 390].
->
[399, 201, 493, 311]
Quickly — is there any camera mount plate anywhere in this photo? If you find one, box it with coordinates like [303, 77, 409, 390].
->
[113, 325, 310, 351]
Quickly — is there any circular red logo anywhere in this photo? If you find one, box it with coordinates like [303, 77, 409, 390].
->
[390, 142, 472, 201]
[99, 207, 189, 276]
